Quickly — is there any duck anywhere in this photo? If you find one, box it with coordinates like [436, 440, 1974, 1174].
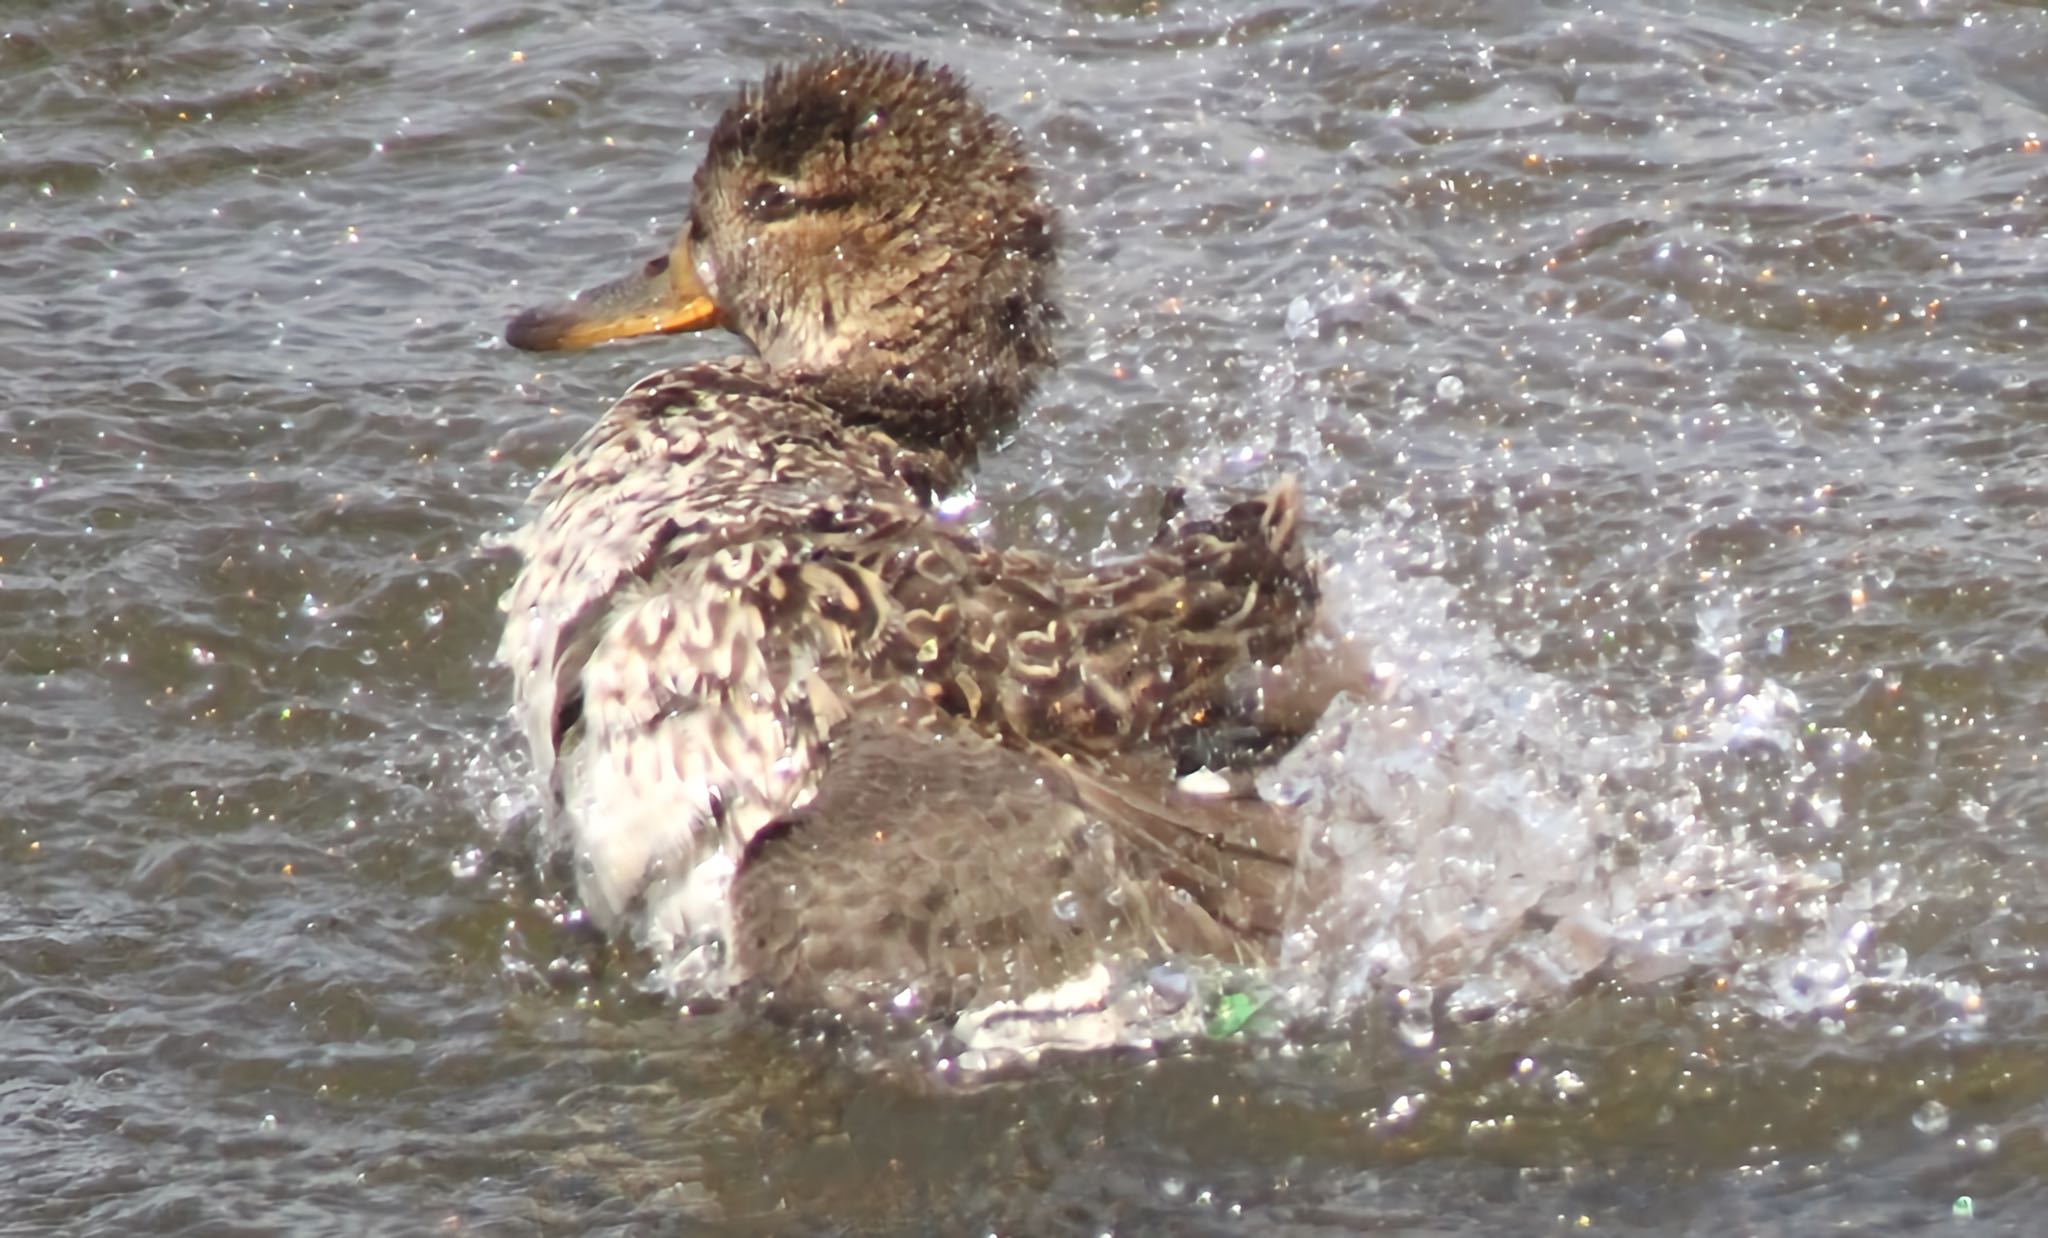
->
[498, 50, 1322, 1026]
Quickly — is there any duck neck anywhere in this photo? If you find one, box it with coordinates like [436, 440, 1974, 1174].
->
[789, 362, 1034, 468]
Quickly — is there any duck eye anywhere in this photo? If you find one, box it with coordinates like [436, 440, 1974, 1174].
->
[745, 182, 799, 222]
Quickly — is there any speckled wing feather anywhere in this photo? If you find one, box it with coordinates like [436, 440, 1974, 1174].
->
[498, 361, 945, 988]
[885, 477, 1318, 772]
[500, 359, 1316, 996]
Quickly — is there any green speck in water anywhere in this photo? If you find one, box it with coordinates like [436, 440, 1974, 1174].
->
[1207, 991, 1260, 1038]
[1953, 1196, 1974, 1220]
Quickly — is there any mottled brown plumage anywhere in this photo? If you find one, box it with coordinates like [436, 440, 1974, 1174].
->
[499, 51, 1319, 1020]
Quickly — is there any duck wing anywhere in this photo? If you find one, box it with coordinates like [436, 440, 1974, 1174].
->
[884, 474, 1321, 773]
[730, 714, 1296, 1018]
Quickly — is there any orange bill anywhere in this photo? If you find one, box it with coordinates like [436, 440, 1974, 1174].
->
[505, 234, 720, 352]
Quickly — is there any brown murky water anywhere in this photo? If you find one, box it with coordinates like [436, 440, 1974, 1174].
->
[7, 0, 2048, 1231]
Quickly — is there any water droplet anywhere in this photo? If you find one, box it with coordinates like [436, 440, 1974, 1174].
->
[1147, 963, 1191, 1011]
[488, 792, 522, 830]
[1913, 1099, 1951, 1135]
[1284, 295, 1317, 341]
[1051, 890, 1081, 922]
[1394, 987, 1436, 1048]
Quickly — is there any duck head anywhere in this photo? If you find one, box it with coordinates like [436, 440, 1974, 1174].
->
[507, 51, 1059, 448]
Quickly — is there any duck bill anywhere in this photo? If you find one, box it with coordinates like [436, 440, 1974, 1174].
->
[505, 236, 720, 352]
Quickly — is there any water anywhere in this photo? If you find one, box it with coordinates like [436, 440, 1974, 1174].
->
[6, 0, 2048, 1231]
